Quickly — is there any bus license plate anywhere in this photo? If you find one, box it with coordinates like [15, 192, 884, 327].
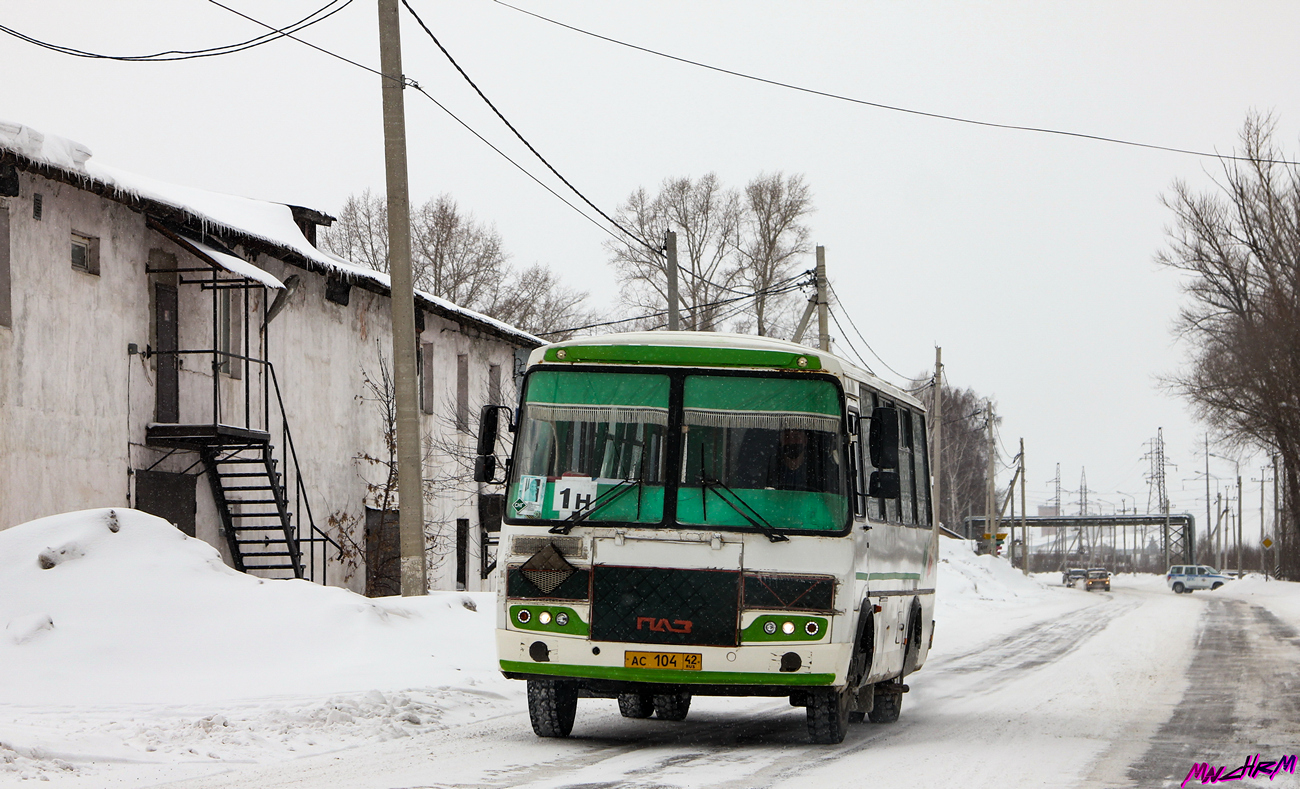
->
[624, 651, 702, 671]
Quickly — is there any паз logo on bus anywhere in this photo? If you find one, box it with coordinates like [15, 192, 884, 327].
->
[636, 616, 692, 634]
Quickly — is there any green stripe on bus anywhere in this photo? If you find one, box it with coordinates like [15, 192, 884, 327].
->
[544, 345, 822, 371]
[499, 660, 836, 686]
[855, 572, 923, 581]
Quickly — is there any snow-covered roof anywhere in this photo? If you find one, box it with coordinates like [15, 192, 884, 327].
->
[0, 119, 541, 347]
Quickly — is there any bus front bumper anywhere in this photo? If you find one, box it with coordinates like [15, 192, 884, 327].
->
[497, 630, 849, 688]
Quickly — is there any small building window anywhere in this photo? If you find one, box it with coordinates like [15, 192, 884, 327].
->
[488, 363, 502, 405]
[0, 207, 10, 327]
[420, 342, 434, 415]
[71, 232, 99, 275]
[33, 193, 42, 221]
[456, 354, 469, 432]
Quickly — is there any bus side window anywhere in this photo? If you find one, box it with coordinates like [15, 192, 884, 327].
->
[879, 399, 901, 524]
[914, 411, 931, 527]
[899, 410, 915, 525]
[848, 406, 865, 518]
[858, 385, 884, 521]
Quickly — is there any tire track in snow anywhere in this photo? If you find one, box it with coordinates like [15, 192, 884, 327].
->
[1124, 598, 1300, 788]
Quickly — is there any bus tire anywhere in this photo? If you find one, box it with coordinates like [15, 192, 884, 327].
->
[653, 691, 691, 721]
[868, 681, 903, 723]
[617, 692, 654, 719]
[1172, 582, 1185, 594]
[527, 678, 578, 738]
[806, 687, 851, 744]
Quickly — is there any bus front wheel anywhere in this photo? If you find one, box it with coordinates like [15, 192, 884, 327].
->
[618, 692, 654, 718]
[527, 679, 578, 737]
[653, 691, 691, 721]
[806, 687, 851, 744]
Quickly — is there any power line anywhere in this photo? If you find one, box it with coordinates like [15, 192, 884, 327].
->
[492, 0, 1300, 168]
[198, 1, 630, 247]
[399, 0, 661, 258]
[0, 0, 355, 61]
[537, 276, 807, 337]
[826, 308, 874, 373]
[826, 281, 909, 381]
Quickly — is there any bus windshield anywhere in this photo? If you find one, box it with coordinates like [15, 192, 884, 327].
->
[678, 375, 848, 532]
[509, 370, 669, 523]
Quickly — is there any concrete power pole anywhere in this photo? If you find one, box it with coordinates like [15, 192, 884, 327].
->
[1205, 434, 1212, 565]
[1021, 438, 1028, 575]
[929, 347, 943, 583]
[1236, 472, 1244, 577]
[378, 0, 427, 596]
[815, 246, 829, 352]
[984, 400, 997, 555]
[665, 230, 680, 331]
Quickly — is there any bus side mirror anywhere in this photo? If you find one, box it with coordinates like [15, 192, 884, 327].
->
[473, 455, 497, 484]
[869, 470, 901, 499]
[477, 405, 504, 456]
[869, 407, 900, 470]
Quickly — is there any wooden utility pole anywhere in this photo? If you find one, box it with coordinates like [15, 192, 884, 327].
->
[665, 230, 680, 331]
[378, 0, 427, 596]
[815, 246, 829, 352]
[1021, 438, 1028, 575]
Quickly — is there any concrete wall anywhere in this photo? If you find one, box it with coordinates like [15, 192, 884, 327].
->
[0, 168, 523, 594]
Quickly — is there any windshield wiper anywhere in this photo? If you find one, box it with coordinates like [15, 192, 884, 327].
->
[549, 478, 639, 535]
[700, 477, 789, 543]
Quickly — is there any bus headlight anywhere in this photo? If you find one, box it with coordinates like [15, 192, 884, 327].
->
[539, 611, 552, 625]
[804, 621, 819, 636]
[555, 612, 569, 626]
[782, 621, 796, 635]
[517, 609, 531, 624]
[763, 621, 777, 635]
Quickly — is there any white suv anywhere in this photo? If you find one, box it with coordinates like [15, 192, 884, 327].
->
[1166, 565, 1229, 594]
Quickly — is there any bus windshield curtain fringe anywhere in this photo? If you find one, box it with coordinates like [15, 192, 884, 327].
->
[683, 408, 839, 433]
[526, 403, 669, 426]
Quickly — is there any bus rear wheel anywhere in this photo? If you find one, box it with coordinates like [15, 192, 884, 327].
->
[806, 687, 851, 744]
[868, 681, 903, 723]
[527, 679, 578, 737]
[617, 692, 654, 719]
[653, 691, 691, 721]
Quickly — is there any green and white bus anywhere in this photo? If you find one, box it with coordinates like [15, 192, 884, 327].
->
[474, 332, 938, 744]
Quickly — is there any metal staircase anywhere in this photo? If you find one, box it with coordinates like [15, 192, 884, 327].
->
[201, 439, 302, 578]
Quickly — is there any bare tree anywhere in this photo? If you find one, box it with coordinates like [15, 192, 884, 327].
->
[319, 190, 590, 338]
[1158, 113, 1300, 578]
[735, 173, 813, 337]
[320, 189, 388, 272]
[488, 264, 593, 341]
[411, 194, 508, 312]
[606, 174, 742, 331]
[914, 380, 997, 531]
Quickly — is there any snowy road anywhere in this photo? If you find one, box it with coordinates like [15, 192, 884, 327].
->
[139, 576, 1299, 789]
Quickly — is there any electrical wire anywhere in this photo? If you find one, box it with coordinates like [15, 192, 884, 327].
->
[197, 1, 635, 247]
[0, 0, 354, 62]
[399, 0, 661, 258]
[491, 0, 1300, 168]
[826, 281, 909, 380]
[537, 276, 808, 337]
[826, 308, 874, 373]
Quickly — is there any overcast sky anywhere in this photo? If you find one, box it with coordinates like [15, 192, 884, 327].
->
[7, 0, 1300, 546]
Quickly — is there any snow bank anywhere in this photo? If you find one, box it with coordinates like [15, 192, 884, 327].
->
[0, 508, 501, 706]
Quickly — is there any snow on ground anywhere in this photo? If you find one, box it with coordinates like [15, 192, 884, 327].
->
[2, 510, 1295, 787]
[0, 509, 517, 784]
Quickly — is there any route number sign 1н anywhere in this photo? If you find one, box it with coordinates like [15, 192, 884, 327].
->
[554, 477, 597, 515]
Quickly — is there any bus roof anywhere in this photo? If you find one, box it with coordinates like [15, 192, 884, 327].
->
[530, 331, 924, 410]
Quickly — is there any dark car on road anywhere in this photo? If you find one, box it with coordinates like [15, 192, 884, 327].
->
[1062, 568, 1087, 586]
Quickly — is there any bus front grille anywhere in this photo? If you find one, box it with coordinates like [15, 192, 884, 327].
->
[591, 565, 741, 647]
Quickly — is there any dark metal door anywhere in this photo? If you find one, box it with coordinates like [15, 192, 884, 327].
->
[365, 507, 401, 597]
[134, 469, 197, 537]
[155, 282, 179, 423]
